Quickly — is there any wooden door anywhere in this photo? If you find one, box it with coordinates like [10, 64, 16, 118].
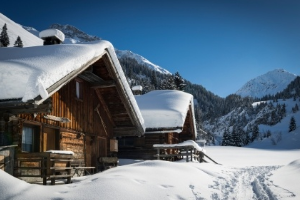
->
[43, 127, 59, 151]
[91, 137, 106, 171]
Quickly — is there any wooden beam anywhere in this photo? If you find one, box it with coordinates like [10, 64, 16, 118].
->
[94, 90, 115, 127]
[78, 71, 116, 88]
[94, 105, 108, 136]
[102, 54, 144, 136]
[44, 115, 70, 123]
[113, 127, 139, 136]
[0, 101, 52, 115]
[91, 82, 116, 89]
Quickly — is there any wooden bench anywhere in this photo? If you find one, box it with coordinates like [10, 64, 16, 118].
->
[73, 166, 95, 176]
[98, 157, 118, 171]
[71, 160, 95, 177]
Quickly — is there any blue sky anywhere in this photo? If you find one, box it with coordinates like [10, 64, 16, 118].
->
[2, 0, 300, 97]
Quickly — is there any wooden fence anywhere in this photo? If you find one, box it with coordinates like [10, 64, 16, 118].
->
[153, 145, 204, 162]
[14, 152, 73, 185]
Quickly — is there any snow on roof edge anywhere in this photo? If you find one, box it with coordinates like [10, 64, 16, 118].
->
[106, 45, 146, 133]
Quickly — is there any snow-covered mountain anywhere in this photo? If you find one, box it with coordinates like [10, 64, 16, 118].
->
[0, 13, 42, 47]
[116, 49, 171, 75]
[236, 69, 297, 98]
[49, 24, 101, 44]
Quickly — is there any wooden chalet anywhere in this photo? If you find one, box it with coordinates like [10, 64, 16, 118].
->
[0, 40, 145, 183]
[118, 90, 197, 160]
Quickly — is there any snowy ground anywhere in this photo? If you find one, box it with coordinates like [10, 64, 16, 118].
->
[1, 146, 299, 200]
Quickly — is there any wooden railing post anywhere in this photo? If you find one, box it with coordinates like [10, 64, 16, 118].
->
[185, 147, 188, 162]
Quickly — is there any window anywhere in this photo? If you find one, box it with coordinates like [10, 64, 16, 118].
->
[75, 79, 83, 100]
[22, 125, 40, 152]
[22, 126, 33, 152]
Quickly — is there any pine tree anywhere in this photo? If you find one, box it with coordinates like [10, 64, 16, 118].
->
[231, 128, 242, 147]
[14, 36, 23, 48]
[289, 116, 296, 132]
[160, 75, 175, 90]
[174, 71, 185, 91]
[251, 125, 259, 142]
[222, 128, 230, 146]
[0, 23, 10, 47]
[266, 130, 271, 138]
[150, 71, 158, 89]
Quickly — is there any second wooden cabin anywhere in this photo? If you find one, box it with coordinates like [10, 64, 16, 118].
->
[118, 90, 197, 160]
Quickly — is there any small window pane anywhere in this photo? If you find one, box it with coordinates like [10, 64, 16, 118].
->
[76, 81, 80, 99]
[22, 127, 33, 152]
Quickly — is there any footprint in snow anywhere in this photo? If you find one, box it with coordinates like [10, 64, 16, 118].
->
[91, 178, 98, 182]
[133, 179, 146, 184]
[159, 184, 173, 189]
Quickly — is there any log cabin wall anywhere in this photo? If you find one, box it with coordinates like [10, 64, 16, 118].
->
[14, 77, 114, 168]
[179, 107, 195, 142]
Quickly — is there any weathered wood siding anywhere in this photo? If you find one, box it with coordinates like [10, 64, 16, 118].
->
[15, 78, 114, 168]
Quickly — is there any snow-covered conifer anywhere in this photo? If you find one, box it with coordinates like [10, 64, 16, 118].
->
[14, 36, 23, 48]
[0, 23, 10, 47]
[289, 116, 296, 132]
[222, 128, 230, 146]
[251, 125, 259, 142]
[174, 71, 185, 91]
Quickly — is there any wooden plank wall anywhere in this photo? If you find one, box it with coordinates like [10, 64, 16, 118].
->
[16, 78, 114, 168]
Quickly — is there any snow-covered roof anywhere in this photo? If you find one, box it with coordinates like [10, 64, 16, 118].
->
[135, 90, 196, 134]
[39, 29, 65, 42]
[0, 40, 145, 131]
[132, 85, 143, 91]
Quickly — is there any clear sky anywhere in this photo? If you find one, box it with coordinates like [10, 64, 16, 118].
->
[2, 0, 300, 97]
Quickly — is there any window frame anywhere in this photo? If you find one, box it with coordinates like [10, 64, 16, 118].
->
[75, 78, 83, 101]
[21, 124, 40, 153]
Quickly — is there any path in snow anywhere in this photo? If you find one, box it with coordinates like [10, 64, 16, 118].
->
[210, 166, 295, 200]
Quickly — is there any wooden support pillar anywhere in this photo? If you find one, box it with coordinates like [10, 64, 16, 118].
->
[185, 147, 188, 162]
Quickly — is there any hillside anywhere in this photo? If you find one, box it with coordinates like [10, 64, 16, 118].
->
[0, 13, 42, 47]
[203, 77, 300, 148]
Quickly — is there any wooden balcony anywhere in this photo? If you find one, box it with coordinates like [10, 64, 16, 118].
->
[14, 152, 73, 185]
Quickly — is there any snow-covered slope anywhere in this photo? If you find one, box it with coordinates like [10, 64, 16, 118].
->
[1, 147, 300, 200]
[236, 69, 297, 98]
[116, 49, 171, 75]
[0, 13, 42, 47]
[22, 26, 40, 37]
[203, 97, 300, 148]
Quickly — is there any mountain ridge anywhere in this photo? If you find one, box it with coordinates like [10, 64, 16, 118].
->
[236, 69, 297, 98]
